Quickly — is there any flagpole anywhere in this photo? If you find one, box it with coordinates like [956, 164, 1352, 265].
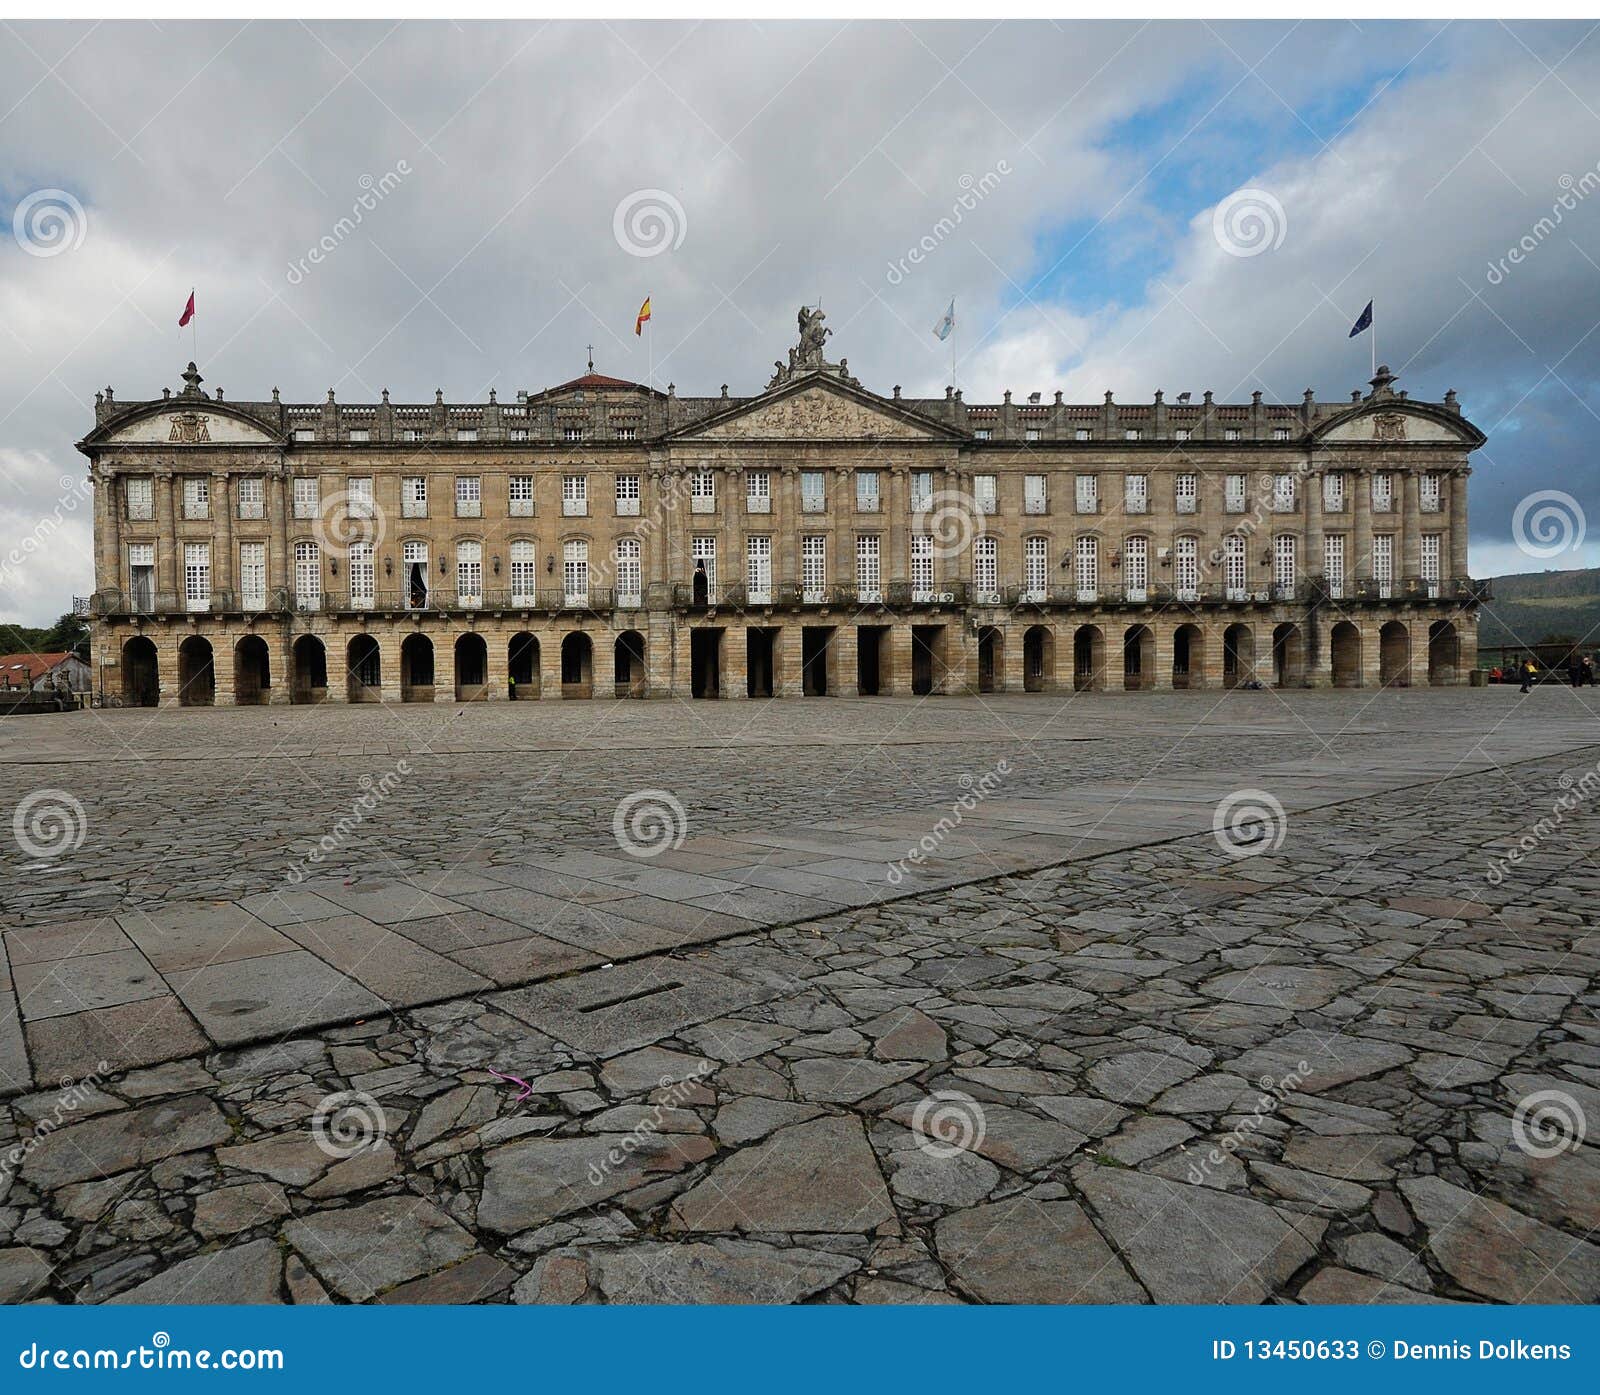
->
[1370, 299, 1376, 378]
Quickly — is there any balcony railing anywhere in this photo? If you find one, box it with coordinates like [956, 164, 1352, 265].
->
[92, 588, 291, 617]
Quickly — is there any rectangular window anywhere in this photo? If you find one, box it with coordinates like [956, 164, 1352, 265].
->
[347, 476, 374, 519]
[1372, 472, 1394, 512]
[1224, 427, 1241, 441]
[1023, 536, 1048, 600]
[1324, 534, 1345, 599]
[1272, 473, 1296, 512]
[239, 541, 266, 610]
[403, 428, 424, 443]
[910, 471, 934, 512]
[403, 540, 429, 609]
[1174, 536, 1198, 600]
[1024, 474, 1048, 515]
[562, 539, 588, 605]
[855, 534, 881, 601]
[1224, 534, 1246, 599]
[294, 540, 321, 609]
[802, 535, 827, 602]
[1124, 536, 1148, 600]
[1175, 428, 1192, 442]
[125, 476, 154, 521]
[349, 428, 369, 443]
[974, 427, 991, 441]
[510, 540, 537, 606]
[1075, 428, 1091, 442]
[1323, 471, 1345, 512]
[855, 471, 880, 512]
[614, 474, 640, 516]
[456, 541, 482, 605]
[237, 476, 264, 519]
[1272, 427, 1291, 441]
[562, 424, 583, 443]
[614, 424, 637, 442]
[1373, 533, 1394, 598]
[746, 535, 772, 604]
[349, 540, 375, 607]
[509, 428, 530, 443]
[1421, 532, 1442, 589]
[746, 470, 771, 514]
[402, 476, 427, 518]
[1075, 536, 1098, 601]
[293, 428, 314, 442]
[1420, 473, 1442, 512]
[509, 476, 535, 517]
[1125, 474, 1148, 514]
[183, 477, 209, 520]
[183, 542, 210, 612]
[293, 477, 318, 519]
[911, 534, 934, 599]
[562, 474, 588, 516]
[456, 428, 479, 443]
[973, 536, 998, 602]
[691, 535, 717, 593]
[973, 474, 997, 514]
[1175, 473, 1197, 514]
[455, 476, 481, 518]
[801, 471, 827, 512]
[690, 470, 716, 513]
[128, 543, 155, 610]
[616, 538, 642, 607]
[1225, 473, 1247, 513]
[1075, 474, 1098, 514]
[1273, 535, 1297, 597]
[1124, 428, 1141, 442]
[1025, 427, 1042, 442]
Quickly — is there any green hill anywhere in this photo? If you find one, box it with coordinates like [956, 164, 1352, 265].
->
[1478, 566, 1600, 649]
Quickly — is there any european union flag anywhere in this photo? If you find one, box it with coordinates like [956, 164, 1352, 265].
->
[1349, 300, 1373, 337]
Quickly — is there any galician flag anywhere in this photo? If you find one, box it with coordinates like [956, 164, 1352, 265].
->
[933, 298, 955, 341]
[635, 297, 651, 337]
[179, 290, 196, 328]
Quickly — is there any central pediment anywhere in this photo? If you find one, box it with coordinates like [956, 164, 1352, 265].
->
[675, 377, 959, 443]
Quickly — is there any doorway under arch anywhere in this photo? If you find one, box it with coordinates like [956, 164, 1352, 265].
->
[234, 636, 271, 705]
[1123, 625, 1155, 691]
[347, 634, 381, 702]
[615, 630, 647, 698]
[1271, 623, 1305, 689]
[1223, 623, 1254, 689]
[1428, 620, 1461, 686]
[121, 637, 159, 707]
[177, 636, 215, 707]
[508, 632, 539, 699]
[1073, 625, 1104, 692]
[455, 633, 488, 701]
[1380, 621, 1410, 687]
[1023, 625, 1053, 692]
[400, 633, 434, 702]
[1331, 621, 1362, 688]
[291, 635, 328, 704]
[977, 626, 1003, 693]
[1173, 623, 1204, 690]
[561, 632, 594, 698]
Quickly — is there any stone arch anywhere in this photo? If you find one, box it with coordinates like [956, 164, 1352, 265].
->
[400, 633, 434, 702]
[234, 635, 271, 705]
[615, 630, 647, 698]
[561, 632, 593, 697]
[1022, 625, 1053, 692]
[347, 634, 381, 703]
[1428, 620, 1461, 686]
[508, 632, 539, 699]
[1380, 621, 1411, 687]
[1173, 623, 1205, 690]
[1223, 623, 1254, 689]
[121, 636, 159, 706]
[177, 635, 215, 707]
[1122, 624, 1155, 691]
[454, 632, 488, 701]
[977, 626, 1003, 693]
[1331, 621, 1362, 688]
[1272, 623, 1305, 689]
[1072, 625, 1105, 692]
[291, 635, 328, 704]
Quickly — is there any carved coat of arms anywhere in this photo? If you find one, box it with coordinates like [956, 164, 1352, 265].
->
[168, 412, 212, 444]
[1372, 413, 1407, 442]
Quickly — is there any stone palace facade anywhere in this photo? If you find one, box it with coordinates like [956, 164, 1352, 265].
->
[81, 311, 1487, 706]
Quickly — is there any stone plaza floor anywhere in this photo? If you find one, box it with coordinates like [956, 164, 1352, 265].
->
[0, 686, 1597, 1303]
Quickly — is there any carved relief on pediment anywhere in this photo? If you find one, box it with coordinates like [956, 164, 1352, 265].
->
[693, 386, 936, 441]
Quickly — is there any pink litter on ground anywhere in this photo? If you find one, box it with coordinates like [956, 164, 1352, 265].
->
[487, 1067, 533, 1102]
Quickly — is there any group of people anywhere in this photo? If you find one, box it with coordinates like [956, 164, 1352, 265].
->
[1496, 653, 1598, 692]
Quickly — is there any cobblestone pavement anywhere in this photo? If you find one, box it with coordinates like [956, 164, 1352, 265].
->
[0, 690, 1597, 1303]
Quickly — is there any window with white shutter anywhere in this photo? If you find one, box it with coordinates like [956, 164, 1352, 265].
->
[855, 535, 881, 601]
[1323, 534, 1345, 599]
[746, 535, 772, 603]
[237, 476, 264, 519]
[1125, 474, 1148, 514]
[402, 477, 427, 518]
[1225, 473, 1246, 513]
[1373, 534, 1394, 597]
[349, 541, 375, 607]
[1175, 473, 1197, 514]
[911, 534, 934, 599]
[562, 474, 588, 516]
[293, 477, 319, 519]
[294, 540, 321, 608]
[1075, 474, 1098, 514]
[1023, 536, 1048, 600]
[183, 477, 209, 520]
[802, 535, 827, 601]
[239, 542, 266, 609]
[1074, 536, 1098, 601]
[1175, 536, 1198, 600]
[184, 542, 210, 611]
[973, 536, 998, 602]
[1273, 535, 1297, 596]
[1224, 534, 1246, 599]
[126, 476, 154, 521]
[509, 476, 535, 516]
[1123, 536, 1148, 600]
[510, 541, 538, 605]
[614, 474, 640, 517]
[456, 541, 482, 605]
[455, 476, 481, 518]
[563, 540, 589, 605]
[616, 538, 642, 607]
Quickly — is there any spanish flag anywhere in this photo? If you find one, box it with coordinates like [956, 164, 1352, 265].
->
[634, 297, 651, 337]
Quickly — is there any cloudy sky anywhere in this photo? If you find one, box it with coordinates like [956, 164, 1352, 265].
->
[2, 17, 1598, 625]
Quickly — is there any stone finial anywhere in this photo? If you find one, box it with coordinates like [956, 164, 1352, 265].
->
[1368, 364, 1397, 398]
[1154, 389, 1164, 404]
[946, 386, 954, 399]
[893, 385, 902, 399]
[105, 386, 114, 401]
[489, 388, 497, 403]
[1104, 391, 1114, 404]
[721, 384, 729, 398]
[327, 388, 336, 403]
[1303, 388, 1315, 404]
[1444, 388, 1458, 411]
[667, 383, 676, 397]
[272, 388, 280, 403]
[1003, 389, 1012, 404]
[161, 388, 171, 400]
[435, 389, 444, 405]
[1054, 390, 1063, 405]
[215, 388, 224, 401]
[1203, 390, 1213, 405]
[1351, 390, 1362, 402]
[95, 391, 103, 407]
[1251, 390, 1262, 405]
[380, 388, 389, 403]
[180, 362, 203, 397]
